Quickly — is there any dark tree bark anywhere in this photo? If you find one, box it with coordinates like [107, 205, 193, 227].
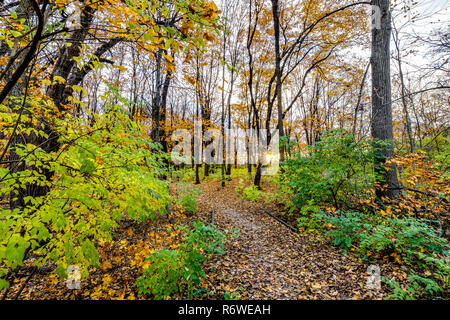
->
[46, 5, 96, 111]
[160, 69, 173, 153]
[8, 3, 120, 207]
[0, 0, 47, 106]
[220, 25, 226, 187]
[151, 48, 163, 143]
[271, 0, 285, 163]
[3, 0, 47, 210]
[247, 0, 263, 189]
[371, 0, 400, 199]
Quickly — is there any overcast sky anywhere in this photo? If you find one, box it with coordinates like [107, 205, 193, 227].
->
[397, 0, 449, 32]
[391, 0, 449, 76]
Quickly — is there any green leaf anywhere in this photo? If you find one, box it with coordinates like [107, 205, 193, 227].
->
[80, 159, 96, 175]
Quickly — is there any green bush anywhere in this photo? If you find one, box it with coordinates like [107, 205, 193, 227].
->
[242, 185, 260, 202]
[0, 87, 169, 289]
[319, 211, 449, 299]
[183, 221, 226, 256]
[135, 249, 185, 300]
[135, 221, 225, 299]
[320, 211, 373, 253]
[358, 217, 450, 269]
[296, 200, 325, 234]
[176, 184, 201, 214]
[383, 273, 442, 300]
[422, 134, 449, 171]
[235, 182, 260, 202]
[224, 291, 240, 300]
[321, 212, 449, 266]
[282, 130, 381, 209]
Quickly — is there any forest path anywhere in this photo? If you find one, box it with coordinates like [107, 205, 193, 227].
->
[193, 179, 387, 300]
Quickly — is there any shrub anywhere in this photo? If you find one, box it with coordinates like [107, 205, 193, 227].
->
[0, 87, 169, 289]
[171, 170, 185, 182]
[296, 200, 325, 234]
[319, 210, 449, 299]
[135, 221, 225, 299]
[235, 182, 260, 202]
[320, 211, 373, 253]
[224, 291, 240, 300]
[282, 129, 382, 209]
[242, 185, 260, 202]
[176, 184, 201, 214]
[183, 221, 226, 256]
[383, 274, 442, 300]
[321, 212, 449, 265]
[358, 217, 450, 269]
[135, 249, 185, 300]
[234, 180, 245, 195]
[422, 134, 449, 170]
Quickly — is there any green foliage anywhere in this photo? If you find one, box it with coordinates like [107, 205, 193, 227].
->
[423, 134, 449, 171]
[320, 211, 373, 253]
[171, 170, 185, 182]
[383, 274, 442, 300]
[235, 181, 260, 202]
[135, 249, 184, 300]
[234, 180, 245, 195]
[192, 286, 215, 298]
[0, 87, 169, 289]
[230, 167, 253, 180]
[358, 217, 450, 269]
[224, 291, 240, 300]
[176, 183, 201, 214]
[183, 221, 226, 256]
[282, 130, 381, 209]
[319, 210, 449, 299]
[321, 212, 449, 265]
[296, 200, 325, 234]
[135, 221, 225, 299]
[242, 185, 260, 202]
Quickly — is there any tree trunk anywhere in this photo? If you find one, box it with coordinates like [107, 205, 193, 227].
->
[151, 48, 162, 143]
[5, 0, 45, 210]
[392, 24, 415, 154]
[271, 0, 285, 163]
[371, 0, 399, 199]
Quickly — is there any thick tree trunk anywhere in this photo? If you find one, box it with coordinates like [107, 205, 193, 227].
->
[46, 5, 96, 111]
[23, 5, 119, 205]
[371, 0, 399, 199]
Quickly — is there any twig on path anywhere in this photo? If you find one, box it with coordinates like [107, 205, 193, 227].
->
[258, 206, 298, 233]
[14, 266, 37, 300]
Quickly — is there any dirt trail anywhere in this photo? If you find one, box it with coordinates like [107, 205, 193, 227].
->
[195, 180, 388, 300]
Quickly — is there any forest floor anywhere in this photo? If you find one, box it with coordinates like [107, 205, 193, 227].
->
[195, 179, 401, 300]
[2, 178, 410, 300]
